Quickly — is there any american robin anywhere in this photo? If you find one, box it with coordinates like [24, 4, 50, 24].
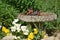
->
[33, 10, 40, 16]
[27, 8, 40, 16]
[27, 8, 33, 15]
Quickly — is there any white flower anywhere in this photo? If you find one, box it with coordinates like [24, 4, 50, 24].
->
[22, 29, 26, 31]
[21, 26, 27, 29]
[21, 26, 27, 31]
[11, 27, 16, 32]
[17, 28, 21, 32]
[11, 24, 21, 32]
[12, 19, 19, 25]
[15, 24, 21, 32]
[12, 22, 16, 25]
[14, 36, 20, 39]
[15, 24, 21, 28]
[14, 19, 19, 23]
[24, 29, 29, 32]
[23, 32, 29, 35]
[13, 36, 17, 39]
[23, 30, 29, 35]
[17, 36, 20, 39]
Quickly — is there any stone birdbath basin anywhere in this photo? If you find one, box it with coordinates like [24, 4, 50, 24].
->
[18, 12, 57, 29]
[18, 12, 57, 40]
[18, 12, 57, 22]
[18, 12, 57, 31]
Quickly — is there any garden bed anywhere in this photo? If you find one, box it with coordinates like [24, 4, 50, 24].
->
[2, 32, 60, 40]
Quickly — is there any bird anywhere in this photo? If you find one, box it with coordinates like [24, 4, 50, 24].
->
[27, 8, 33, 15]
[33, 10, 40, 16]
[27, 8, 40, 16]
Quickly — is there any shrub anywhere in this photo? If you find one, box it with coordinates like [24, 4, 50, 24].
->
[0, 1, 19, 27]
[2, 0, 37, 12]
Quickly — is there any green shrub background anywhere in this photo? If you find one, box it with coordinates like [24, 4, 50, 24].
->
[0, 0, 19, 27]
[0, 0, 60, 30]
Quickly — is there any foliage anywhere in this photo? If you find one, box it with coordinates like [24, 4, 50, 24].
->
[0, 1, 19, 27]
[35, 0, 60, 31]
[1, 0, 37, 12]
[0, 19, 48, 40]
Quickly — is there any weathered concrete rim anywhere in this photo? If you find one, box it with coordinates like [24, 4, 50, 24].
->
[18, 12, 57, 22]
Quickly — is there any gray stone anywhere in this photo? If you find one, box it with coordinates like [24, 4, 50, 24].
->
[2, 35, 15, 40]
[41, 36, 55, 40]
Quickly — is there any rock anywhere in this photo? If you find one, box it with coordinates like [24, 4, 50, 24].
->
[2, 35, 15, 40]
[41, 32, 60, 40]
[55, 32, 60, 40]
[54, 37, 60, 40]
[41, 36, 55, 40]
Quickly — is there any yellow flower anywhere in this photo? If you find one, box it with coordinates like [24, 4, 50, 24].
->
[28, 32, 34, 39]
[2, 26, 10, 33]
[2, 26, 6, 32]
[33, 28, 38, 34]
[27, 38, 32, 40]
[4, 29, 10, 33]
[6, 33, 10, 36]
[41, 31, 46, 36]
[43, 35, 48, 38]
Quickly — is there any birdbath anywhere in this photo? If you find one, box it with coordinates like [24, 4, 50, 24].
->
[18, 12, 57, 38]
[18, 12, 57, 22]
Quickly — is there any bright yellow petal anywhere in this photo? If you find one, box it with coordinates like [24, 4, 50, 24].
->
[6, 33, 10, 36]
[41, 31, 46, 36]
[4, 29, 10, 33]
[27, 38, 31, 40]
[43, 35, 48, 38]
[28, 32, 34, 39]
[34, 31, 38, 34]
[33, 28, 38, 34]
[34, 28, 38, 31]
[2, 26, 6, 32]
